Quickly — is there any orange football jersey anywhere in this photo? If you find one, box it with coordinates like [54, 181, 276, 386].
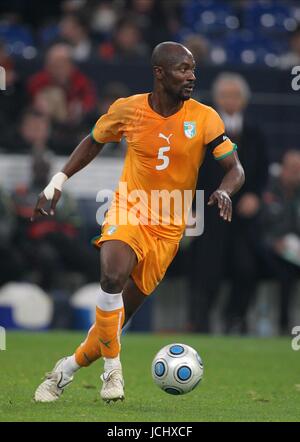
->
[92, 93, 236, 242]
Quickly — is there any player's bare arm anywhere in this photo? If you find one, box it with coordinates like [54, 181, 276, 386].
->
[31, 134, 104, 220]
[208, 151, 245, 222]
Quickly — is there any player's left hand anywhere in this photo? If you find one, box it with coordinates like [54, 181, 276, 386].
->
[208, 190, 232, 222]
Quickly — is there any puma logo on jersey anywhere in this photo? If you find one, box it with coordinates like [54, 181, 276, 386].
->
[159, 133, 173, 144]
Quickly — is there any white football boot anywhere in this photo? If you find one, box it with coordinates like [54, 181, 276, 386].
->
[34, 358, 74, 402]
[100, 368, 125, 403]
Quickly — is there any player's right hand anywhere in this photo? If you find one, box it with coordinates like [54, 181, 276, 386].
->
[31, 188, 61, 221]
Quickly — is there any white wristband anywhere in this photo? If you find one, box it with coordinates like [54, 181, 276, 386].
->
[43, 172, 68, 200]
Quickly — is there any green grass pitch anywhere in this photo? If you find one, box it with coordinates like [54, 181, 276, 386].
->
[0, 331, 299, 422]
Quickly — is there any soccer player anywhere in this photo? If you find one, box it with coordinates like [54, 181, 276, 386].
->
[33, 42, 245, 403]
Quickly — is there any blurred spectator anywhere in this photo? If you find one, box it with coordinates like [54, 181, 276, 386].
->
[182, 34, 210, 65]
[215, 73, 268, 334]
[128, 0, 156, 16]
[261, 150, 300, 334]
[98, 81, 130, 116]
[12, 150, 98, 291]
[99, 18, 149, 62]
[188, 72, 268, 334]
[213, 73, 250, 135]
[59, 13, 93, 62]
[126, 0, 173, 48]
[32, 87, 68, 124]
[31, 85, 83, 154]
[278, 26, 300, 69]
[27, 43, 97, 124]
[90, 1, 119, 39]
[0, 185, 22, 285]
[61, 0, 87, 15]
[26, 43, 97, 154]
[0, 41, 25, 148]
[3, 109, 51, 154]
[96, 81, 130, 157]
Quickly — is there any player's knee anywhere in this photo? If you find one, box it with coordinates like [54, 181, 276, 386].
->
[100, 272, 127, 293]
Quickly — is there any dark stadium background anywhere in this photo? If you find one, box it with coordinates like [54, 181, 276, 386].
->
[0, 0, 299, 337]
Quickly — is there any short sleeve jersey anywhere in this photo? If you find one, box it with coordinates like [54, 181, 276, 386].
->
[92, 93, 236, 241]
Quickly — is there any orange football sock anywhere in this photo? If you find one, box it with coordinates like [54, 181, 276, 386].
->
[96, 305, 125, 358]
[75, 322, 103, 367]
[74, 305, 125, 366]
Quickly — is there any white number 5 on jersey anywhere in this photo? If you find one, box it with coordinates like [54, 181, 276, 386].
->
[156, 146, 170, 170]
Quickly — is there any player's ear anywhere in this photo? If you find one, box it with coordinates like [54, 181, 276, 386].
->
[153, 66, 163, 80]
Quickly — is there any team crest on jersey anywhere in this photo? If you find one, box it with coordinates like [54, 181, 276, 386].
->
[184, 121, 196, 139]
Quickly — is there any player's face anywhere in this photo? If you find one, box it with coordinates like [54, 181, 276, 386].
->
[162, 54, 196, 101]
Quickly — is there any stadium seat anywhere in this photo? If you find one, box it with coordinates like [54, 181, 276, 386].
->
[243, 1, 297, 33]
[224, 30, 283, 65]
[182, 0, 238, 35]
[0, 23, 35, 56]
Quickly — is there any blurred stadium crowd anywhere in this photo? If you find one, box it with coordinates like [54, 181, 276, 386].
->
[0, 0, 300, 335]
